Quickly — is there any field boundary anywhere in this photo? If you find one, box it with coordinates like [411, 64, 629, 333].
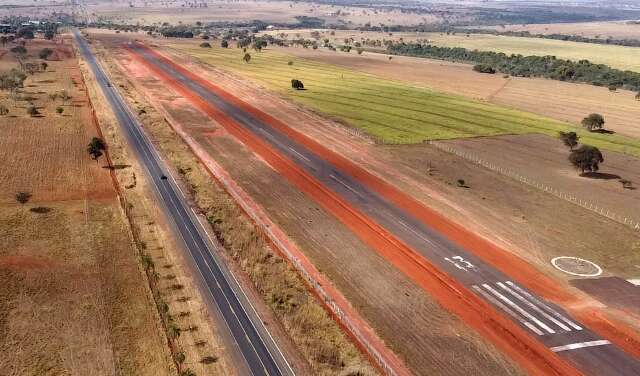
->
[429, 140, 640, 231]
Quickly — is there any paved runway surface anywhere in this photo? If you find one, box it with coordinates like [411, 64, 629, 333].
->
[129, 43, 640, 375]
[74, 31, 294, 376]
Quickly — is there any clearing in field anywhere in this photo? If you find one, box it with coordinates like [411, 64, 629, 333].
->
[0, 38, 171, 374]
[166, 40, 640, 157]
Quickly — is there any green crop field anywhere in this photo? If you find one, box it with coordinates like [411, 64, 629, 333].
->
[169, 42, 640, 157]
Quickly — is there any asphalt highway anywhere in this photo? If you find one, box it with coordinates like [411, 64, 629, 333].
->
[129, 43, 640, 376]
[74, 31, 294, 376]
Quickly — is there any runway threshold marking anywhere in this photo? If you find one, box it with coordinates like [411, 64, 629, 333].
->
[472, 285, 545, 336]
[482, 283, 557, 334]
[550, 340, 611, 353]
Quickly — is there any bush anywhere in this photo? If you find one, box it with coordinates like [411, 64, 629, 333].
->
[39, 48, 53, 60]
[26, 105, 39, 117]
[473, 64, 496, 74]
[0, 104, 8, 116]
[56, 106, 64, 114]
[221, 40, 228, 48]
[581, 113, 605, 131]
[287, 60, 293, 65]
[199, 42, 211, 48]
[291, 79, 304, 90]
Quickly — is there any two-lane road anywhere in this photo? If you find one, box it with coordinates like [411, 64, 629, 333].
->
[74, 31, 294, 376]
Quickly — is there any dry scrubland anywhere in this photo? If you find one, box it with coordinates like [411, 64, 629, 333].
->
[89, 0, 438, 26]
[168, 40, 640, 158]
[264, 28, 640, 72]
[266, 45, 640, 139]
[477, 21, 640, 40]
[0, 38, 171, 374]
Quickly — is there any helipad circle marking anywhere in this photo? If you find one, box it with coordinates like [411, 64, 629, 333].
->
[551, 256, 602, 277]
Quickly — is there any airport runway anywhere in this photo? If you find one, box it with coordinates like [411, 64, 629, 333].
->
[74, 31, 294, 376]
[127, 42, 640, 375]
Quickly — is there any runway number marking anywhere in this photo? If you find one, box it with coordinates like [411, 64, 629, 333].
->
[445, 256, 476, 272]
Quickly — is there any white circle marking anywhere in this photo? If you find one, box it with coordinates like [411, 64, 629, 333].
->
[551, 256, 603, 277]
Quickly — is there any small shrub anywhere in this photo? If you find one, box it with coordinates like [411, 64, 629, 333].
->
[26, 105, 39, 117]
[456, 179, 467, 187]
[620, 179, 633, 189]
[473, 64, 496, 74]
[201, 355, 219, 364]
[287, 60, 293, 65]
[220, 40, 228, 48]
[291, 79, 304, 90]
[199, 42, 211, 48]
[174, 351, 186, 364]
[29, 206, 51, 214]
[56, 106, 64, 114]
[16, 191, 31, 205]
[0, 104, 8, 116]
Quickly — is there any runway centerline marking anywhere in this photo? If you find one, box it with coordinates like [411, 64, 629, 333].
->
[329, 174, 364, 198]
[288, 147, 311, 163]
[550, 340, 611, 353]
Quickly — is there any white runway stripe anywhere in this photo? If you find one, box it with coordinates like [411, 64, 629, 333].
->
[505, 281, 582, 331]
[472, 285, 544, 336]
[497, 282, 571, 331]
[550, 340, 611, 352]
[482, 284, 556, 334]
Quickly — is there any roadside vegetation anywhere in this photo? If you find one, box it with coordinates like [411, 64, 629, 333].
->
[172, 42, 640, 157]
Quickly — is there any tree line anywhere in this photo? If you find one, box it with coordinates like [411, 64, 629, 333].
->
[461, 29, 640, 48]
[387, 42, 640, 92]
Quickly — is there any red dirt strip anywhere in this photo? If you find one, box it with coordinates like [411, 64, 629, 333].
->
[128, 44, 591, 375]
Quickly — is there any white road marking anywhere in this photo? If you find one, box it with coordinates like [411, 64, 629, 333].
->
[497, 282, 571, 331]
[396, 218, 436, 246]
[550, 340, 611, 353]
[472, 285, 544, 336]
[288, 147, 311, 162]
[330, 174, 363, 198]
[482, 284, 556, 334]
[505, 281, 582, 331]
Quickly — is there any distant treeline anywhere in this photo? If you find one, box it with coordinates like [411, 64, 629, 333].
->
[387, 43, 640, 92]
[463, 29, 640, 48]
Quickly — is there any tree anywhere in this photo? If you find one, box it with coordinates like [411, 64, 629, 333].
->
[0, 104, 8, 116]
[291, 79, 304, 90]
[10, 45, 27, 57]
[39, 48, 53, 60]
[41, 62, 48, 72]
[56, 106, 64, 114]
[558, 131, 579, 150]
[16, 28, 34, 40]
[636, 92, 640, 100]
[26, 105, 39, 117]
[87, 137, 107, 161]
[581, 113, 605, 131]
[220, 40, 228, 48]
[569, 145, 604, 174]
[242, 53, 251, 63]
[59, 90, 71, 104]
[0, 36, 6, 47]
[199, 42, 211, 48]
[473, 64, 496, 74]
[44, 29, 55, 40]
[16, 191, 31, 205]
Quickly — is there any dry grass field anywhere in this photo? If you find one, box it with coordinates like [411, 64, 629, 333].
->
[266, 46, 640, 139]
[88, 0, 439, 27]
[477, 21, 640, 40]
[264, 28, 640, 72]
[0, 38, 172, 374]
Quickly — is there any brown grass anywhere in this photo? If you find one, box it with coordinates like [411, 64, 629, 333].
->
[0, 37, 171, 375]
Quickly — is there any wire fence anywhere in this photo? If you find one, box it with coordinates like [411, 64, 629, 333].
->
[429, 140, 640, 232]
